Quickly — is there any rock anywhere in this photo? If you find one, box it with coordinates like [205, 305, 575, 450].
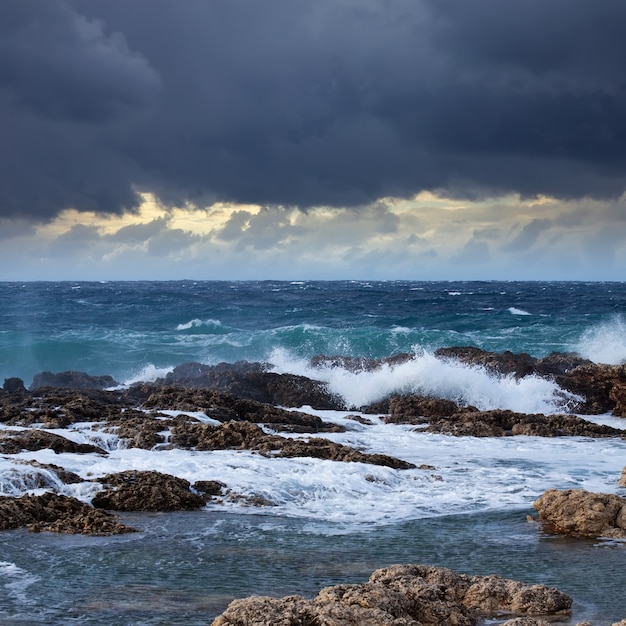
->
[533, 489, 626, 538]
[92, 470, 207, 512]
[169, 421, 415, 469]
[211, 563, 572, 626]
[382, 395, 461, 424]
[425, 410, 624, 438]
[30, 371, 119, 390]
[620, 468, 626, 487]
[610, 382, 626, 418]
[192, 480, 226, 497]
[140, 387, 344, 433]
[3, 377, 26, 393]
[156, 361, 344, 410]
[0, 430, 107, 455]
[0, 493, 134, 535]
[434, 346, 538, 378]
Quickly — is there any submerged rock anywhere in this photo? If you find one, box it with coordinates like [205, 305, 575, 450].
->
[211, 563, 572, 626]
[533, 489, 626, 538]
[0, 493, 134, 535]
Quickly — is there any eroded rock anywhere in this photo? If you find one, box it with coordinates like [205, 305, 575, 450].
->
[0, 493, 134, 535]
[211, 563, 572, 626]
[92, 470, 207, 512]
[533, 489, 626, 538]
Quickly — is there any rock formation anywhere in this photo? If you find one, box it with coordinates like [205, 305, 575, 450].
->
[533, 489, 626, 538]
[211, 563, 572, 626]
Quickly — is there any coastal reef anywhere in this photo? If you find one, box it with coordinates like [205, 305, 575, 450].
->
[1, 348, 625, 537]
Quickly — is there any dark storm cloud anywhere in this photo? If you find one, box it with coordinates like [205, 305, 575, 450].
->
[2, 0, 626, 221]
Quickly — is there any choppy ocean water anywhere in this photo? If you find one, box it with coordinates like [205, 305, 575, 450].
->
[1, 280, 626, 624]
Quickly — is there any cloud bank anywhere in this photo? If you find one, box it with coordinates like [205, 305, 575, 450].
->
[2, 0, 626, 222]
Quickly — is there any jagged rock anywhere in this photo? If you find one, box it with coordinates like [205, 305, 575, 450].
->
[0, 430, 107, 455]
[92, 470, 207, 512]
[3, 377, 26, 393]
[425, 410, 624, 438]
[620, 468, 626, 487]
[155, 361, 344, 409]
[551, 363, 626, 415]
[141, 387, 344, 433]
[434, 346, 538, 378]
[211, 563, 572, 626]
[192, 480, 226, 497]
[30, 371, 119, 391]
[0, 493, 134, 535]
[533, 489, 626, 538]
[380, 395, 463, 424]
[169, 421, 415, 469]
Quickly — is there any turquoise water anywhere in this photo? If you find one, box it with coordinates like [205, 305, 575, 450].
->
[1, 281, 625, 385]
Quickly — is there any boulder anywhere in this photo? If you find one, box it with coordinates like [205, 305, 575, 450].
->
[0, 493, 134, 535]
[92, 470, 207, 512]
[381, 395, 461, 424]
[3, 377, 26, 393]
[30, 371, 119, 390]
[211, 563, 572, 626]
[533, 489, 626, 538]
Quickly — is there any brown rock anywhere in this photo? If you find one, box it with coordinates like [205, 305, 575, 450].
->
[30, 370, 119, 390]
[620, 468, 626, 487]
[169, 421, 415, 469]
[0, 493, 134, 535]
[92, 470, 207, 512]
[425, 410, 624, 438]
[212, 563, 572, 626]
[434, 346, 537, 378]
[382, 395, 461, 424]
[0, 429, 107, 455]
[533, 489, 626, 538]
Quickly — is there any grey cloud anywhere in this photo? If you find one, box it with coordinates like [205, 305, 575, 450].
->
[3, 0, 626, 221]
[503, 219, 553, 252]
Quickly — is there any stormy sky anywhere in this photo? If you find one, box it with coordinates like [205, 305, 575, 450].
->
[1, 0, 625, 280]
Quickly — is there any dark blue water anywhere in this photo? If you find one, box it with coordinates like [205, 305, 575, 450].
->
[1, 280, 625, 386]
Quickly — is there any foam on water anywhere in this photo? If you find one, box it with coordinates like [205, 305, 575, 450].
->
[269, 348, 577, 413]
[508, 307, 532, 316]
[4, 408, 623, 528]
[576, 315, 626, 365]
[0, 561, 39, 605]
[123, 363, 175, 385]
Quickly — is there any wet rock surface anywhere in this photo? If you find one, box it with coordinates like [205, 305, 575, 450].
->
[533, 489, 626, 538]
[0, 493, 134, 535]
[211, 563, 573, 626]
[169, 420, 416, 469]
[0, 429, 107, 455]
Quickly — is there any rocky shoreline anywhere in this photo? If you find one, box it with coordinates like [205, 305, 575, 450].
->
[1, 348, 625, 624]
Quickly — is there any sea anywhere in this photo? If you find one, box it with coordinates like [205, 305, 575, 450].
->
[0, 280, 625, 625]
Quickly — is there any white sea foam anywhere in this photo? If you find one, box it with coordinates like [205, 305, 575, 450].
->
[269, 348, 575, 413]
[0, 562, 39, 604]
[576, 316, 626, 364]
[3, 412, 624, 527]
[508, 307, 531, 316]
[176, 318, 224, 331]
[123, 363, 174, 385]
